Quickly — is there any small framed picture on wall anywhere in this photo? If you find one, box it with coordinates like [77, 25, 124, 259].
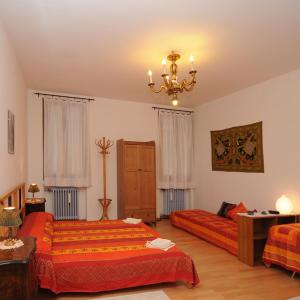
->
[8, 110, 15, 154]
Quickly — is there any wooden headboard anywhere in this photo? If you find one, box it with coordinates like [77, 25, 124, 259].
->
[0, 182, 26, 219]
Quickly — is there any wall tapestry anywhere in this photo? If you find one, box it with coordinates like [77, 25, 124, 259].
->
[8, 110, 15, 154]
[211, 121, 264, 172]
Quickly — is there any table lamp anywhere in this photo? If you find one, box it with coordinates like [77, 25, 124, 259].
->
[28, 183, 40, 199]
[275, 195, 293, 214]
[0, 206, 22, 246]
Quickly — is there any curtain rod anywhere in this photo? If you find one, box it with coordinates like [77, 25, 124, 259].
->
[152, 106, 193, 114]
[34, 92, 95, 102]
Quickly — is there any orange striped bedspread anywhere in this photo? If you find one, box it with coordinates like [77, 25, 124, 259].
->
[263, 223, 300, 273]
[18, 212, 199, 294]
[170, 210, 238, 255]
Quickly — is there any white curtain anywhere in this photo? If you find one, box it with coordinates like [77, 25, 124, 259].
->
[158, 110, 194, 189]
[43, 97, 91, 187]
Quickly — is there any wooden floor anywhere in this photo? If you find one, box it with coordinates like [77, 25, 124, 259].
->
[38, 219, 300, 300]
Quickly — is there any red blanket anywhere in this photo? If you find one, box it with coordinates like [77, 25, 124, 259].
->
[18, 213, 199, 293]
[170, 210, 238, 255]
[263, 223, 300, 273]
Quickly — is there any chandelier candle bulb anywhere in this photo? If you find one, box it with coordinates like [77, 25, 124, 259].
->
[189, 55, 195, 71]
[162, 58, 167, 74]
[148, 70, 153, 83]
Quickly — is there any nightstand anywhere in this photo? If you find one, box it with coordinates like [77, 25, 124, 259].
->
[0, 236, 37, 300]
[238, 213, 300, 266]
[25, 198, 46, 216]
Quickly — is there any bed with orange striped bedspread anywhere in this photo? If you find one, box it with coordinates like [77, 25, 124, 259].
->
[18, 212, 199, 294]
[263, 223, 300, 273]
[170, 210, 238, 255]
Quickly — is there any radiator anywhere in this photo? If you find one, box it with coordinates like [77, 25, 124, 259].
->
[52, 187, 79, 220]
[162, 189, 185, 215]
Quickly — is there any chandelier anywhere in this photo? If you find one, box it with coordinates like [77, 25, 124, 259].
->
[147, 51, 197, 106]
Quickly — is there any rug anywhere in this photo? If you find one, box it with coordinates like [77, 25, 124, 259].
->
[92, 290, 170, 300]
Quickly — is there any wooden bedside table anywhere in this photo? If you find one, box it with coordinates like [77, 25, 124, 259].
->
[25, 198, 46, 216]
[0, 236, 37, 300]
[238, 213, 300, 266]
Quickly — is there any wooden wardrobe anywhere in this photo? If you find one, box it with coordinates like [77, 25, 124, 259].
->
[117, 139, 156, 224]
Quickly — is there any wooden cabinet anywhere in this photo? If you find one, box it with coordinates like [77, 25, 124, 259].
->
[0, 237, 37, 300]
[238, 214, 300, 266]
[117, 140, 156, 223]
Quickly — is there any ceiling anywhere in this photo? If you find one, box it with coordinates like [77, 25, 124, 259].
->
[1, 0, 300, 107]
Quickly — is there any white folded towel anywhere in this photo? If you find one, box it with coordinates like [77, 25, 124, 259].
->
[145, 238, 175, 251]
[149, 238, 172, 248]
[123, 217, 142, 224]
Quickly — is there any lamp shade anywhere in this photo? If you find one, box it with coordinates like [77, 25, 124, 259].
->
[0, 206, 22, 227]
[275, 195, 294, 214]
[28, 183, 40, 194]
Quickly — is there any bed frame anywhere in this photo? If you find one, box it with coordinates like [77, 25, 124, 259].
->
[0, 183, 26, 236]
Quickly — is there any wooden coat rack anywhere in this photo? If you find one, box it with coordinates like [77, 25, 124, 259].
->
[95, 137, 113, 220]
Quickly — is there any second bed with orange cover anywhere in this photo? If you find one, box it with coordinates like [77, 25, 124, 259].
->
[170, 209, 238, 255]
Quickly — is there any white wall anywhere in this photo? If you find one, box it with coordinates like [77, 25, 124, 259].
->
[194, 68, 300, 214]
[27, 68, 300, 219]
[27, 92, 160, 220]
[88, 97, 158, 220]
[0, 21, 27, 195]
